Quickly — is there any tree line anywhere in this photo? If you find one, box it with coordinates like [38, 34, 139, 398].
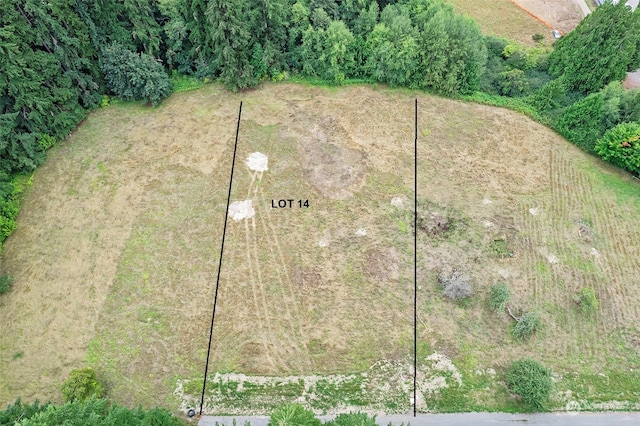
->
[1, 0, 640, 251]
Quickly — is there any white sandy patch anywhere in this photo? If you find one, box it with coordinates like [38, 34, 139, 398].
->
[424, 352, 462, 386]
[529, 207, 540, 216]
[483, 220, 494, 228]
[391, 197, 404, 208]
[482, 198, 492, 205]
[497, 268, 511, 279]
[355, 228, 367, 236]
[246, 152, 268, 172]
[318, 238, 329, 247]
[228, 200, 255, 221]
[547, 253, 559, 264]
[591, 247, 601, 258]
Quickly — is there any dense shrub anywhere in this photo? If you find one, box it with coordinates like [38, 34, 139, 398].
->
[438, 270, 473, 301]
[325, 412, 377, 425]
[0, 399, 49, 424]
[595, 122, 640, 175]
[497, 69, 529, 97]
[1, 397, 183, 426]
[512, 312, 541, 340]
[269, 403, 321, 426]
[555, 92, 605, 153]
[505, 359, 552, 410]
[60, 368, 105, 402]
[575, 288, 599, 316]
[0, 197, 18, 247]
[600, 82, 640, 128]
[489, 284, 510, 312]
[101, 43, 172, 106]
[529, 78, 566, 111]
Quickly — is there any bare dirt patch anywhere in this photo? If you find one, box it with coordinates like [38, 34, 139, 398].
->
[294, 115, 367, 200]
[364, 247, 400, 283]
[516, 0, 583, 33]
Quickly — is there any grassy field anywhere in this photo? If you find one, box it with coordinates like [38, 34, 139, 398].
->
[1, 83, 640, 415]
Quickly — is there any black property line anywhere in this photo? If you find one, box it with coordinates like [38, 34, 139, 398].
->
[413, 98, 418, 417]
[199, 101, 243, 416]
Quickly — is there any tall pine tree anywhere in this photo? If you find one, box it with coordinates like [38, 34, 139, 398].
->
[206, 0, 259, 90]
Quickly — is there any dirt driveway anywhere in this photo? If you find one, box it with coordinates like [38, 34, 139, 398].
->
[515, 0, 584, 33]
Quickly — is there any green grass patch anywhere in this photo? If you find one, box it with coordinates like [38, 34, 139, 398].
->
[170, 72, 204, 93]
[462, 92, 546, 123]
[559, 370, 640, 403]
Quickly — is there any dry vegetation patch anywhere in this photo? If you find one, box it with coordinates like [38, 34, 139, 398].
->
[1, 83, 640, 412]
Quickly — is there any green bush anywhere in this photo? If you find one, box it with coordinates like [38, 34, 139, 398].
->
[100, 43, 172, 106]
[37, 135, 56, 151]
[269, 403, 320, 426]
[170, 71, 204, 93]
[0, 274, 13, 295]
[489, 284, 510, 312]
[324, 412, 377, 425]
[1, 397, 183, 425]
[60, 368, 105, 402]
[512, 312, 541, 340]
[595, 122, 640, 175]
[497, 69, 529, 97]
[555, 92, 605, 153]
[0, 196, 19, 244]
[505, 359, 552, 410]
[576, 288, 599, 316]
[0, 399, 49, 424]
[529, 78, 566, 111]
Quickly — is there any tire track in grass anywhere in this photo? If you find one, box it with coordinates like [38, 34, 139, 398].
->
[258, 192, 311, 369]
[250, 208, 299, 369]
[550, 148, 573, 357]
[595, 203, 629, 327]
[247, 164, 308, 370]
[243, 216, 277, 370]
[565, 161, 598, 357]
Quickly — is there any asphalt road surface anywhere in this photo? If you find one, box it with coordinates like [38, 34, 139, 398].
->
[199, 412, 640, 425]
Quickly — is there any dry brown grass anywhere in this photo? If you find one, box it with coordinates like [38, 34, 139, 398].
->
[445, 0, 554, 45]
[1, 83, 640, 411]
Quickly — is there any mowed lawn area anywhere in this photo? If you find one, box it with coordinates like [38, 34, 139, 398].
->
[1, 83, 639, 414]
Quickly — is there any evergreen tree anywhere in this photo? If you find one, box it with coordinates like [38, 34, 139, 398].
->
[101, 43, 172, 106]
[255, 0, 290, 77]
[184, 0, 214, 72]
[206, 0, 260, 90]
[549, 1, 640, 94]
[123, 0, 164, 56]
[160, 0, 195, 73]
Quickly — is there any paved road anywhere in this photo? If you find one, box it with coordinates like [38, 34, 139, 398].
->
[573, 0, 591, 16]
[200, 412, 640, 425]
